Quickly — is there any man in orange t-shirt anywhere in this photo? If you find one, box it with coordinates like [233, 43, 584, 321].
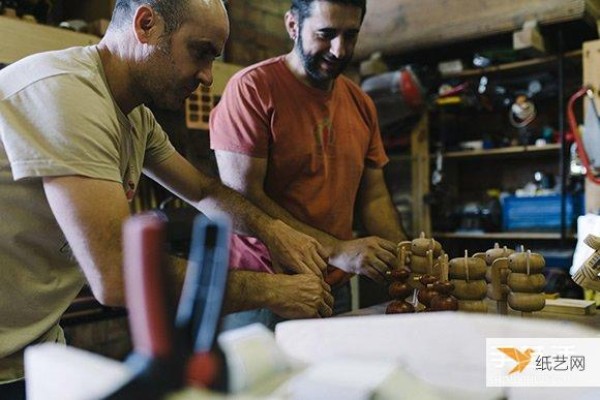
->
[210, 0, 408, 329]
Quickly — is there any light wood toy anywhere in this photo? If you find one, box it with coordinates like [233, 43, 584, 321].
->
[572, 234, 600, 291]
[449, 251, 488, 313]
[406, 232, 443, 289]
[487, 257, 510, 315]
[507, 250, 546, 316]
[476, 243, 514, 316]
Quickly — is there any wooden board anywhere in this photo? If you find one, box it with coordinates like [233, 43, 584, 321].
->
[541, 298, 597, 315]
[0, 16, 99, 64]
[355, 0, 600, 59]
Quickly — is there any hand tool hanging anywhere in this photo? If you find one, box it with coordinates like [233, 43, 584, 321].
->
[567, 86, 600, 184]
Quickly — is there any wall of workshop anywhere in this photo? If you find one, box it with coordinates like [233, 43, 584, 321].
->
[226, 0, 291, 65]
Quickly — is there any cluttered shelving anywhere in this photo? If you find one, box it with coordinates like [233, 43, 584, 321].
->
[420, 27, 592, 271]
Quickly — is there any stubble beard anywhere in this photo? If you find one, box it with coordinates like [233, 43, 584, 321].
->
[295, 34, 350, 88]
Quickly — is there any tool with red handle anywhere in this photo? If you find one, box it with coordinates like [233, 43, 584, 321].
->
[103, 213, 231, 398]
[103, 213, 182, 400]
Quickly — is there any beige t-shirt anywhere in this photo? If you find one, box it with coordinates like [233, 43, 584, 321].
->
[0, 46, 176, 382]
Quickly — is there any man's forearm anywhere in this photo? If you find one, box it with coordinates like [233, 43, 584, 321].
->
[223, 270, 334, 319]
[222, 270, 276, 314]
[361, 194, 409, 242]
[242, 190, 339, 253]
[197, 177, 277, 240]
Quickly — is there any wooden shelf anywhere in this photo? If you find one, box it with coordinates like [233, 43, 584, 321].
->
[440, 143, 561, 159]
[442, 49, 582, 79]
[434, 231, 576, 240]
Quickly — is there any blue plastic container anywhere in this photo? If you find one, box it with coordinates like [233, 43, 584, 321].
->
[501, 194, 584, 231]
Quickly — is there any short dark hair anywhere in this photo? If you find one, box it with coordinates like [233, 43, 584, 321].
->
[109, 0, 192, 35]
[290, 0, 367, 24]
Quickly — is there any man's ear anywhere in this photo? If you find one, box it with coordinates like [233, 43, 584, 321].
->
[133, 5, 158, 43]
[284, 11, 299, 41]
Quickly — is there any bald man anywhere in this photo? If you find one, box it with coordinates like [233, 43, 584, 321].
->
[0, 1, 331, 395]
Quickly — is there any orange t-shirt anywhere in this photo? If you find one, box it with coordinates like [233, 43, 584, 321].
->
[209, 56, 388, 286]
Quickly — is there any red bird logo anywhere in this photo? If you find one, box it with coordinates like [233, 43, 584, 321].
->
[497, 347, 535, 374]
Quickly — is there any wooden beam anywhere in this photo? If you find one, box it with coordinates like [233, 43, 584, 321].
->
[355, 0, 599, 59]
[0, 16, 99, 64]
[411, 113, 431, 237]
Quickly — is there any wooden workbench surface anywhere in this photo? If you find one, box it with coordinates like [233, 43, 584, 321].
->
[340, 300, 600, 331]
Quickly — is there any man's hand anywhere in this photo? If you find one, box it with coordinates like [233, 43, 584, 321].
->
[328, 237, 398, 284]
[268, 274, 334, 319]
[264, 219, 328, 276]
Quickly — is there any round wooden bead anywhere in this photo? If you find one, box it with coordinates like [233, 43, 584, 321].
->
[508, 253, 545, 273]
[448, 257, 486, 280]
[507, 292, 545, 312]
[507, 273, 546, 293]
[485, 246, 515, 265]
[432, 281, 454, 295]
[457, 300, 488, 313]
[386, 300, 415, 314]
[430, 293, 459, 311]
[389, 281, 413, 299]
[411, 238, 442, 257]
[389, 268, 410, 282]
[451, 279, 487, 300]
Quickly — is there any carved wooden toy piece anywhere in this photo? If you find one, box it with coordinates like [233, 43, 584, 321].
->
[406, 233, 442, 291]
[476, 243, 514, 316]
[386, 267, 416, 314]
[572, 234, 600, 291]
[483, 243, 515, 282]
[417, 250, 440, 310]
[449, 250, 488, 313]
[411, 232, 443, 257]
[507, 250, 546, 316]
[487, 257, 510, 315]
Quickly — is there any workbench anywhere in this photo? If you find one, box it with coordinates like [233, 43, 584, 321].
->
[341, 300, 600, 331]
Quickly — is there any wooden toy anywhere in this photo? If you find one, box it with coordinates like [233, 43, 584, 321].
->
[449, 251, 488, 313]
[386, 268, 415, 314]
[403, 234, 443, 291]
[417, 250, 439, 310]
[487, 257, 510, 315]
[474, 243, 513, 316]
[572, 234, 600, 291]
[411, 232, 443, 257]
[507, 250, 546, 316]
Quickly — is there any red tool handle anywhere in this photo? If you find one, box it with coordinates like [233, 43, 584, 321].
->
[123, 214, 174, 359]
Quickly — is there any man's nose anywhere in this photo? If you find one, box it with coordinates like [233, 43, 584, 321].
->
[330, 37, 346, 59]
[197, 64, 214, 87]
